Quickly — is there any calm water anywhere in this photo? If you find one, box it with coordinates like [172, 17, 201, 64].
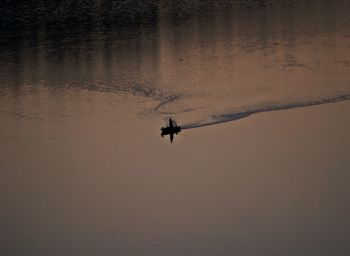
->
[1, 1, 350, 255]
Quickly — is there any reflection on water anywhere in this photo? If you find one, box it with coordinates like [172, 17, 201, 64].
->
[1, 1, 350, 256]
[1, 1, 350, 127]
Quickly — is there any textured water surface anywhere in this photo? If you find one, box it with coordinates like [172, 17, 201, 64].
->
[1, 1, 350, 256]
[1, 1, 350, 129]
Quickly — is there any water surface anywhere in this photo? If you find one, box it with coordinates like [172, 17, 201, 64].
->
[1, 1, 350, 255]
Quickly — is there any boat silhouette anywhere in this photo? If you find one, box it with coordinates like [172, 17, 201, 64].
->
[161, 118, 181, 143]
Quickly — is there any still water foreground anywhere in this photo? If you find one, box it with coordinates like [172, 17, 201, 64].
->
[1, 1, 350, 255]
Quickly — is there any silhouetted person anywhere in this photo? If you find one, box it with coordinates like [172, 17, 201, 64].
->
[161, 118, 181, 143]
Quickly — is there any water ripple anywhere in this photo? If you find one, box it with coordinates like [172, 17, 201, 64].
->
[182, 94, 350, 129]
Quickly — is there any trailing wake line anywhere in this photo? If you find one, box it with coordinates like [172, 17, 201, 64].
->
[181, 94, 350, 130]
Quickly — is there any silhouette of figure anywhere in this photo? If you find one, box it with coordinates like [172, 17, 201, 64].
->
[160, 118, 181, 143]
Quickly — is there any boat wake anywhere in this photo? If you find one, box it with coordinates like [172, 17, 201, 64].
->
[181, 94, 350, 130]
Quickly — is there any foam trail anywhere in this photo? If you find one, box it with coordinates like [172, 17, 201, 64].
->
[182, 94, 350, 130]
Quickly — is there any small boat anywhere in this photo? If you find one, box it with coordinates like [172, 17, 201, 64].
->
[161, 118, 181, 143]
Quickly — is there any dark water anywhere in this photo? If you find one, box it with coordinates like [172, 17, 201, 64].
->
[1, 1, 350, 255]
[1, 1, 350, 128]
